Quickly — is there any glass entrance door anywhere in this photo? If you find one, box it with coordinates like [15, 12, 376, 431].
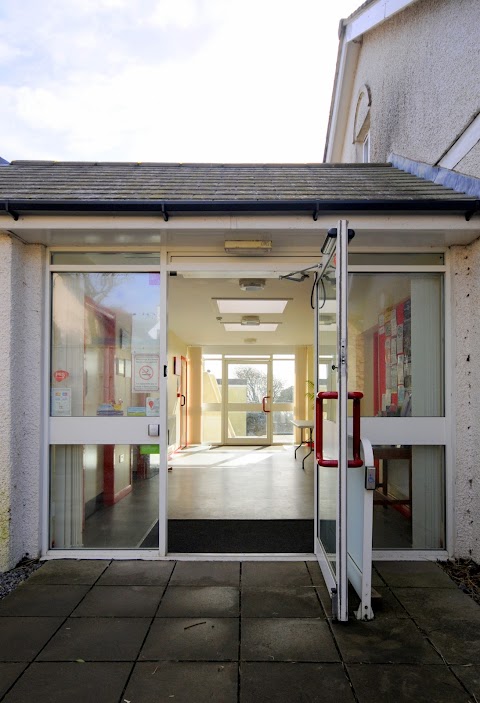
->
[225, 360, 271, 444]
[49, 270, 163, 550]
[314, 221, 350, 621]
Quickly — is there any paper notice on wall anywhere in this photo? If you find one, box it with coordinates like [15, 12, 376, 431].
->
[390, 309, 397, 337]
[390, 337, 397, 359]
[146, 397, 160, 416]
[397, 323, 404, 354]
[133, 354, 160, 392]
[385, 337, 391, 364]
[51, 388, 72, 417]
[397, 354, 405, 385]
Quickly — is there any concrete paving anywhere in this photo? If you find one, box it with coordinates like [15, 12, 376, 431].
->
[0, 560, 478, 702]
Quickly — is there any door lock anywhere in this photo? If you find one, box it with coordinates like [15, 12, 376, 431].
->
[148, 424, 160, 437]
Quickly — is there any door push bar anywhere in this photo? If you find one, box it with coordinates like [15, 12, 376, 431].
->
[315, 391, 364, 468]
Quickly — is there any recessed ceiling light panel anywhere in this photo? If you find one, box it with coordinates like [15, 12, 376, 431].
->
[223, 323, 279, 332]
[215, 299, 289, 314]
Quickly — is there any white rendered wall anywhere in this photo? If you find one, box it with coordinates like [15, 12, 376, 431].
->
[338, 0, 480, 176]
[0, 233, 44, 572]
[451, 240, 480, 561]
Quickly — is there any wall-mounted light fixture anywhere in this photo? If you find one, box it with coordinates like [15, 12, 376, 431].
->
[224, 240, 272, 255]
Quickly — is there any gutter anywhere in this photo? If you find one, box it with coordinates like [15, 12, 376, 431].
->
[2, 198, 478, 221]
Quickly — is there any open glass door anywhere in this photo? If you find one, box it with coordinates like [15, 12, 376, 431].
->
[314, 221, 350, 621]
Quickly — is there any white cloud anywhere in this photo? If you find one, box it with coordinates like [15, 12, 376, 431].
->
[147, 0, 200, 29]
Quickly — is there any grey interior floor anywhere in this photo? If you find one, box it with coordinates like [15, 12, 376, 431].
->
[80, 444, 414, 550]
[168, 445, 314, 519]
[0, 559, 478, 703]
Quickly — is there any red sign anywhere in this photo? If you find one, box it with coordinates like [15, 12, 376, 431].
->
[53, 370, 69, 382]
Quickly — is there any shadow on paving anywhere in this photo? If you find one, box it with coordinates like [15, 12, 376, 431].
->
[0, 559, 478, 702]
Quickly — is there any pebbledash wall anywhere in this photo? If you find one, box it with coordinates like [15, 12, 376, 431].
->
[333, 0, 480, 174]
[0, 233, 44, 572]
[452, 241, 480, 561]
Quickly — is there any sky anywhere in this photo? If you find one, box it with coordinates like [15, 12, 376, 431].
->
[0, 0, 361, 164]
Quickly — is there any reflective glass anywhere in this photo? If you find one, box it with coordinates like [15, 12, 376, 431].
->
[51, 272, 160, 417]
[50, 444, 159, 549]
[372, 445, 445, 549]
[348, 273, 444, 417]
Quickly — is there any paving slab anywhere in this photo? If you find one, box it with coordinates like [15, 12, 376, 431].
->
[0, 663, 27, 697]
[315, 584, 334, 616]
[332, 617, 441, 664]
[241, 587, 324, 618]
[169, 561, 240, 586]
[392, 587, 480, 622]
[241, 562, 312, 588]
[36, 617, 151, 661]
[125, 661, 238, 702]
[26, 560, 110, 585]
[71, 585, 164, 617]
[240, 662, 355, 702]
[347, 663, 472, 702]
[374, 561, 457, 588]
[306, 561, 326, 586]
[416, 617, 480, 665]
[97, 559, 174, 585]
[0, 585, 90, 617]
[369, 587, 411, 619]
[0, 617, 64, 662]
[241, 618, 339, 662]
[451, 665, 480, 700]
[1, 662, 132, 703]
[156, 586, 239, 617]
[140, 617, 239, 661]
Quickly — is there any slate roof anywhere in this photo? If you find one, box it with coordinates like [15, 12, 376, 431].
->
[0, 161, 474, 214]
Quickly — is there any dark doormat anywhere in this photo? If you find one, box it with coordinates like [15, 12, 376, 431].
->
[140, 519, 314, 552]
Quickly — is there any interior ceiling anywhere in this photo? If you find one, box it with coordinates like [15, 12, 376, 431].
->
[168, 273, 315, 346]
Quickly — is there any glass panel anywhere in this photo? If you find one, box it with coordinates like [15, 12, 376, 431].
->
[348, 273, 444, 417]
[50, 444, 159, 549]
[228, 410, 267, 439]
[349, 253, 444, 265]
[372, 445, 445, 549]
[227, 363, 267, 403]
[203, 358, 222, 402]
[272, 410, 294, 443]
[51, 252, 160, 264]
[317, 256, 338, 573]
[202, 410, 222, 443]
[51, 272, 160, 417]
[272, 359, 294, 402]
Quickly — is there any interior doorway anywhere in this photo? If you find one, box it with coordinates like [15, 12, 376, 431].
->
[165, 266, 316, 553]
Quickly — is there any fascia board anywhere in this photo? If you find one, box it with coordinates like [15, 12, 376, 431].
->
[438, 113, 480, 170]
[345, 0, 422, 42]
[325, 40, 361, 162]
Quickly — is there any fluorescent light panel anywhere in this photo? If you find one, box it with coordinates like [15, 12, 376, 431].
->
[215, 299, 289, 314]
[223, 323, 279, 332]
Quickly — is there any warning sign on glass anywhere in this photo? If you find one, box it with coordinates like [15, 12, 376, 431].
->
[133, 354, 160, 392]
